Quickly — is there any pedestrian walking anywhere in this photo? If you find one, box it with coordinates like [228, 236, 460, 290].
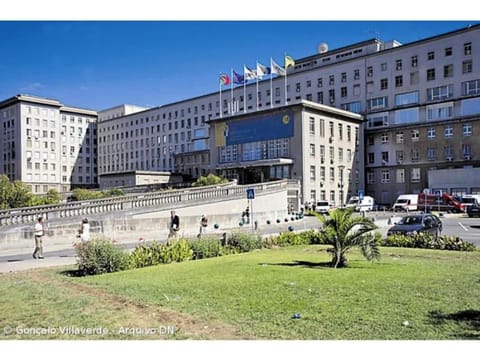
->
[198, 214, 208, 238]
[168, 210, 180, 241]
[79, 218, 90, 242]
[33, 216, 45, 259]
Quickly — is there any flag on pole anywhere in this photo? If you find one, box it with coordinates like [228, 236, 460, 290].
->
[256, 62, 271, 79]
[271, 58, 286, 76]
[285, 55, 295, 69]
[220, 73, 230, 86]
[232, 70, 245, 85]
[244, 65, 257, 81]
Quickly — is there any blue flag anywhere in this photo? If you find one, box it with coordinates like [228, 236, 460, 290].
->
[233, 70, 245, 85]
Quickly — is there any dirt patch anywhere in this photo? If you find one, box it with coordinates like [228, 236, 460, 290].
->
[23, 268, 253, 340]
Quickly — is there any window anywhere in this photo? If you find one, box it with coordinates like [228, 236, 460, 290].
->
[329, 75, 334, 85]
[411, 148, 419, 162]
[427, 127, 436, 139]
[395, 108, 419, 125]
[306, 80, 311, 88]
[396, 169, 405, 183]
[310, 166, 316, 181]
[367, 136, 374, 146]
[464, 42, 472, 55]
[380, 78, 388, 90]
[367, 66, 373, 77]
[354, 69, 360, 80]
[411, 56, 418, 68]
[381, 133, 389, 144]
[445, 47, 452, 56]
[367, 152, 375, 164]
[444, 64, 453, 78]
[463, 124, 473, 136]
[309, 118, 315, 135]
[367, 96, 388, 110]
[396, 59, 402, 71]
[341, 72, 347, 82]
[353, 84, 361, 96]
[396, 132, 404, 143]
[426, 103, 453, 121]
[309, 144, 315, 156]
[296, 83, 301, 93]
[329, 167, 335, 181]
[320, 166, 325, 181]
[427, 68, 436, 81]
[395, 75, 403, 87]
[395, 91, 419, 106]
[317, 78, 323, 88]
[381, 63, 387, 71]
[341, 87, 347, 98]
[410, 71, 419, 85]
[381, 170, 390, 183]
[444, 126, 453, 138]
[462, 79, 480, 96]
[411, 129, 420, 141]
[463, 60, 473, 74]
[462, 144, 472, 156]
[444, 145, 454, 158]
[396, 150, 404, 163]
[428, 51, 435, 60]
[411, 168, 421, 183]
[367, 171, 375, 184]
[338, 124, 343, 140]
[427, 147, 436, 160]
[328, 89, 335, 103]
[317, 92, 324, 103]
[427, 85, 454, 101]
[381, 151, 389, 164]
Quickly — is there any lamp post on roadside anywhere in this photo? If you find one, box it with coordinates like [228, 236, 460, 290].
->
[338, 165, 345, 208]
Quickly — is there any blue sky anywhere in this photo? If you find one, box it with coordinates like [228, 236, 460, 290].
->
[0, 20, 477, 111]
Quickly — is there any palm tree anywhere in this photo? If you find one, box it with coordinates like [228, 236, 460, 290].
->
[311, 208, 380, 268]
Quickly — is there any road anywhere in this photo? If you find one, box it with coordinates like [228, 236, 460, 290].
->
[0, 211, 478, 272]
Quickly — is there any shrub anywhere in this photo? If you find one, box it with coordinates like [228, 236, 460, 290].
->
[76, 237, 130, 275]
[188, 237, 223, 259]
[383, 233, 476, 251]
[227, 232, 264, 253]
[129, 239, 193, 268]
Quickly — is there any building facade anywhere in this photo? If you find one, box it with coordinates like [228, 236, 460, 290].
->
[95, 24, 480, 205]
[208, 101, 363, 207]
[0, 95, 97, 194]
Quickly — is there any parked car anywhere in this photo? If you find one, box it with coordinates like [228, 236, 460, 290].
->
[467, 204, 480, 217]
[315, 201, 331, 214]
[387, 214, 443, 237]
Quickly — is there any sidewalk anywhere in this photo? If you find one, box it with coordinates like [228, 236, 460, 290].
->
[0, 255, 77, 273]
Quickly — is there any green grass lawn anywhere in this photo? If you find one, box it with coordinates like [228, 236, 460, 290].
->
[1, 245, 479, 339]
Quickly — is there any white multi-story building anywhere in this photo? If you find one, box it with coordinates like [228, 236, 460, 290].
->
[97, 23, 480, 205]
[0, 94, 97, 194]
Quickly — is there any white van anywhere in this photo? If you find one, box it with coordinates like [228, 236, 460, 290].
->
[461, 194, 480, 208]
[315, 201, 331, 214]
[346, 196, 375, 212]
[393, 194, 418, 212]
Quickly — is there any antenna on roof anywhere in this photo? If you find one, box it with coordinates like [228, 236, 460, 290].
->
[317, 42, 328, 54]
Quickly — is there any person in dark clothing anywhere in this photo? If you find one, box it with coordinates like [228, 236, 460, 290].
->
[168, 210, 180, 240]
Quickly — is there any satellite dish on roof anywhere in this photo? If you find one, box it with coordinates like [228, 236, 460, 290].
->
[317, 42, 329, 54]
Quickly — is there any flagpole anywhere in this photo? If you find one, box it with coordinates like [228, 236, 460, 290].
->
[284, 53, 288, 105]
[219, 73, 222, 118]
[270, 58, 273, 108]
[256, 61, 259, 111]
[230, 68, 234, 114]
[243, 66, 247, 114]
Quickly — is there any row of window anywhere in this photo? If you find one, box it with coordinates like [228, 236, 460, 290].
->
[309, 189, 344, 205]
[368, 144, 474, 165]
[367, 168, 422, 184]
[369, 123, 473, 146]
[309, 165, 347, 182]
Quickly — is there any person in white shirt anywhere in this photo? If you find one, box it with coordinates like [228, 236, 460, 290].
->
[33, 216, 45, 259]
[80, 218, 90, 241]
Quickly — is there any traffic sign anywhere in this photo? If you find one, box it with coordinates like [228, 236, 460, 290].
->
[434, 190, 442, 197]
[246, 188, 255, 199]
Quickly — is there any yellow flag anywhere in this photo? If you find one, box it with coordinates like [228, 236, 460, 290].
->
[285, 55, 295, 69]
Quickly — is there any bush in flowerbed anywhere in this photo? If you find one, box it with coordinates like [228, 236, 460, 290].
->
[188, 237, 224, 260]
[76, 237, 130, 275]
[227, 232, 264, 253]
[383, 233, 476, 251]
[129, 239, 193, 269]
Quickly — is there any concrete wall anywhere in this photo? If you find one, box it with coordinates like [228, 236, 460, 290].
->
[0, 185, 290, 254]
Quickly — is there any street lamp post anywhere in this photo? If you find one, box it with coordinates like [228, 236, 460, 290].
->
[338, 165, 345, 208]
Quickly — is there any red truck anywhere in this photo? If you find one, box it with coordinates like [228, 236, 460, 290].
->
[418, 192, 465, 213]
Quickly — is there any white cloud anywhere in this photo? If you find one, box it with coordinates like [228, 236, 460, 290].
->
[20, 82, 46, 92]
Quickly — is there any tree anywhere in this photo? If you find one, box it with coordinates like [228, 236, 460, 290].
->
[0, 175, 12, 209]
[193, 173, 228, 187]
[45, 189, 61, 205]
[311, 208, 380, 268]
